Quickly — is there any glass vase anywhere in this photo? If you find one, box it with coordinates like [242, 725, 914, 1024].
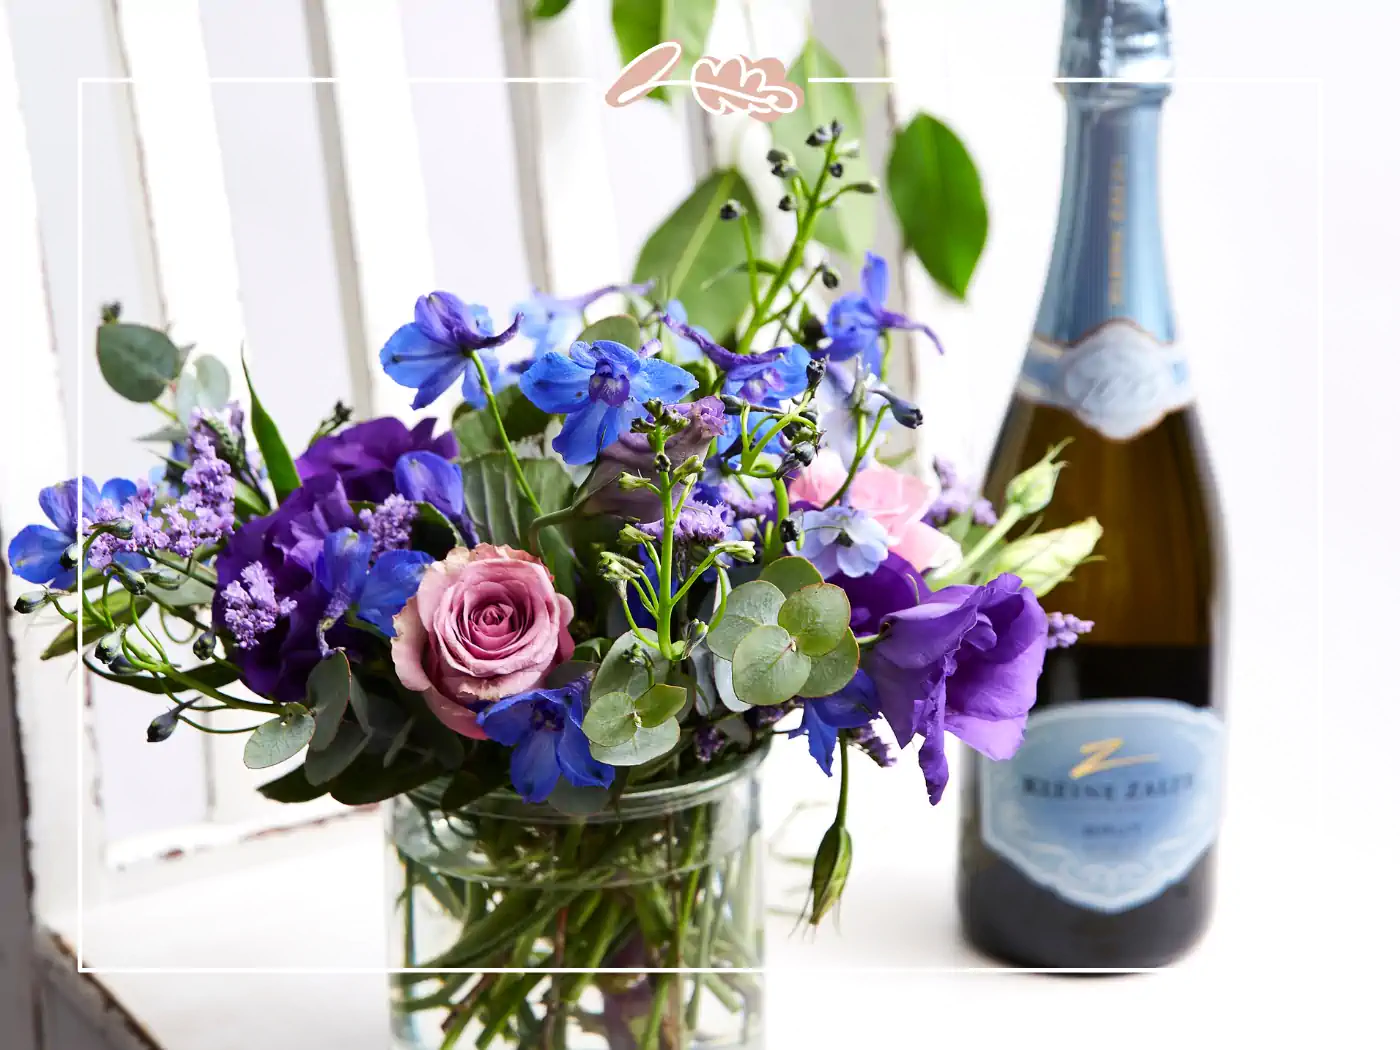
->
[386, 751, 765, 1050]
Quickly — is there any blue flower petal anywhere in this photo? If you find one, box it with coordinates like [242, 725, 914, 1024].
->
[314, 528, 373, 607]
[415, 292, 473, 344]
[477, 693, 539, 747]
[394, 451, 465, 523]
[798, 702, 840, 776]
[410, 357, 469, 411]
[632, 357, 699, 405]
[518, 351, 592, 415]
[510, 727, 562, 803]
[357, 549, 433, 635]
[557, 719, 614, 790]
[459, 350, 500, 409]
[553, 397, 619, 466]
[100, 477, 138, 507]
[861, 252, 890, 307]
[39, 479, 93, 536]
[7, 524, 71, 585]
[380, 323, 456, 387]
[589, 339, 641, 373]
[824, 297, 882, 362]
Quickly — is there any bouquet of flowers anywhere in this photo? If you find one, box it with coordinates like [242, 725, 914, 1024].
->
[8, 123, 1100, 1050]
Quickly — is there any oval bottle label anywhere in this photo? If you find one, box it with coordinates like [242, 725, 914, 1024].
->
[980, 698, 1224, 914]
[1016, 321, 1192, 440]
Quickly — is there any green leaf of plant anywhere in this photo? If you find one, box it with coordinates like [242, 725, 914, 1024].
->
[175, 355, 232, 422]
[708, 579, 785, 660]
[699, 258, 782, 292]
[533, 0, 572, 17]
[256, 764, 330, 803]
[731, 623, 811, 706]
[303, 721, 369, 785]
[329, 752, 440, 806]
[408, 501, 461, 560]
[798, 627, 859, 698]
[43, 592, 149, 659]
[307, 651, 352, 751]
[760, 556, 824, 597]
[452, 385, 551, 459]
[987, 517, 1103, 596]
[577, 315, 643, 350]
[592, 630, 667, 699]
[460, 452, 576, 595]
[887, 112, 988, 300]
[632, 168, 760, 337]
[771, 40, 875, 259]
[97, 322, 180, 402]
[778, 583, 852, 657]
[243, 709, 315, 769]
[241, 351, 301, 503]
[611, 0, 716, 105]
[582, 690, 639, 746]
[634, 682, 686, 728]
[347, 672, 406, 742]
[440, 751, 511, 812]
[590, 718, 680, 767]
[84, 659, 238, 695]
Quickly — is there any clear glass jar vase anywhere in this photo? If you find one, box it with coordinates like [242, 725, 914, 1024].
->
[386, 750, 765, 1050]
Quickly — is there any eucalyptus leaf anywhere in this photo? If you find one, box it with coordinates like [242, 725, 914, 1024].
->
[771, 40, 875, 259]
[440, 753, 511, 812]
[705, 614, 760, 662]
[175, 355, 232, 422]
[97, 322, 180, 402]
[760, 556, 824, 597]
[777, 583, 852, 657]
[243, 710, 315, 769]
[304, 722, 369, 785]
[632, 169, 760, 337]
[708, 579, 785, 660]
[577, 315, 643, 350]
[590, 718, 680, 767]
[798, 627, 859, 698]
[731, 624, 811, 706]
[307, 651, 352, 751]
[138, 423, 193, 444]
[611, 0, 717, 105]
[887, 112, 988, 300]
[711, 653, 751, 713]
[348, 674, 407, 742]
[592, 630, 667, 699]
[634, 683, 686, 728]
[582, 690, 639, 746]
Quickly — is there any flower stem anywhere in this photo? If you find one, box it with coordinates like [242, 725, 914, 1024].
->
[739, 213, 760, 310]
[824, 404, 890, 508]
[935, 504, 1026, 583]
[471, 352, 542, 516]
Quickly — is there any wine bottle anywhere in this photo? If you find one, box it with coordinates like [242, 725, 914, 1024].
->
[956, 0, 1226, 969]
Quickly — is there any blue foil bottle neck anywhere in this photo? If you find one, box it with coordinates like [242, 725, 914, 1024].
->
[1059, 0, 1174, 82]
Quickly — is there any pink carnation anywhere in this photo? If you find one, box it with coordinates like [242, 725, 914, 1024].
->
[391, 544, 575, 739]
[789, 450, 958, 573]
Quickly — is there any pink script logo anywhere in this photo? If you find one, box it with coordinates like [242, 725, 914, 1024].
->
[605, 41, 803, 122]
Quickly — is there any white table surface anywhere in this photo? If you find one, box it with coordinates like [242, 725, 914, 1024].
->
[53, 742, 1370, 1050]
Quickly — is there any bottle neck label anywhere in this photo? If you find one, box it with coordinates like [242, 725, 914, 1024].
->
[1021, 99, 1189, 439]
[979, 698, 1224, 914]
[1017, 321, 1192, 440]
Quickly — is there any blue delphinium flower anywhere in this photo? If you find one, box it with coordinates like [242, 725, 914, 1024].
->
[392, 450, 475, 543]
[380, 292, 522, 410]
[312, 528, 433, 644]
[8, 477, 139, 588]
[476, 677, 614, 803]
[663, 300, 710, 363]
[825, 252, 943, 374]
[514, 281, 654, 358]
[796, 505, 890, 579]
[789, 670, 880, 775]
[518, 339, 697, 465]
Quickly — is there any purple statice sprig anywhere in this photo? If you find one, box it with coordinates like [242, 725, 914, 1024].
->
[928, 455, 997, 527]
[1046, 611, 1094, 649]
[222, 562, 297, 649]
[358, 493, 417, 557]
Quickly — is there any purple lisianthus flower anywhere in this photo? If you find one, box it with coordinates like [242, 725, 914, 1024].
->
[379, 293, 522, 410]
[797, 505, 890, 579]
[824, 252, 943, 374]
[7, 477, 144, 588]
[476, 676, 614, 803]
[790, 670, 879, 775]
[296, 417, 457, 503]
[827, 550, 933, 635]
[865, 573, 1048, 805]
[519, 339, 698, 466]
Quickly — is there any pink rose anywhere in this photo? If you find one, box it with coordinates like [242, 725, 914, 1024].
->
[790, 450, 958, 573]
[391, 544, 575, 739]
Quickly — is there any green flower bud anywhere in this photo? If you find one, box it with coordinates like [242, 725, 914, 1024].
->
[805, 125, 831, 147]
[59, 543, 81, 571]
[989, 517, 1103, 597]
[808, 821, 853, 925]
[617, 524, 650, 547]
[718, 200, 743, 221]
[617, 473, 652, 491]
[675, 454, 705, 478]
[849, 179, 880, 195]
[147, 709, 179, 743]
[711, 540, 757, 563]
[828, 161, 845, 178]
[143, 568, 183, 589]
[193, 630, 218, 661]
[1004, 440, 1070, 513]
[765, 147, 793, 166]
[681, 619, 708, 658]
[14, 590, 49, 614]
[114, 564, 147, 595]
[652, 452, 673, 474]
[108, 654, 138, 675]
[821, 266, 840, 289]
[777, 194, 796, 212]
[100, 301, 122, 324]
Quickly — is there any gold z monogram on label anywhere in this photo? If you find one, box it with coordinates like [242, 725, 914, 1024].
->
[1068, 738, 1159, 779]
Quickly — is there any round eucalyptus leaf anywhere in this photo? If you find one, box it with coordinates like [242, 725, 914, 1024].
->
[243, 710, 315, 770]
[705, 613, 760, 661]
[760, 556, 824, 597]
[634, 683, 687, 728]
[577, 315, 643, 350]
[732, 624, 811, 706]
[590, 718, 681, 767]
[777, 583, 852, 657]
[798, 628, 860, 698]
[175, 355, 232, 421]
[97, 323, 181, 403]
[582, 690, 639, 746]
[710, 580, 785, 660]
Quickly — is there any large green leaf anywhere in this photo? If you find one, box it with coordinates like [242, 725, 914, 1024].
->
[303, 722, 369, 785]
[86, 658, 237, 695]
[243, 708, 314, 770]
[632, 169, 760, 337]
[242, 352, 301, 503]
[174, 355, 231, 422]
[460, 453, 575, 593]
[887, 112, 988, 300]
[577, 315, 643, 350]
[771, 40, 875, 260]
[533, 0, 572, 16]
[452, 385, 550, 460]
[611, 0, 716, 104]
[97, 322, 180, 402]
[256, 764, 329, 803]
